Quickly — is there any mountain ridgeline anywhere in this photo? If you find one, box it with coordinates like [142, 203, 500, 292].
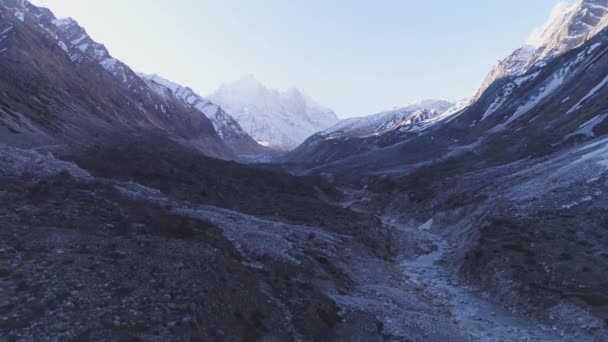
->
[1, 0, 608, 341]
[0, 0, 273, 160]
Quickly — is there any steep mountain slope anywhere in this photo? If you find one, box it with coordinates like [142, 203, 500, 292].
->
[209, 75, 339, 150]
[138, 73, 267, 157]
[530, 0, 608, 59]
[0, 0, 233, 158]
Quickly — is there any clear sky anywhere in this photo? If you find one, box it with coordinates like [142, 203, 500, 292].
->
[31, 0, 567, 118]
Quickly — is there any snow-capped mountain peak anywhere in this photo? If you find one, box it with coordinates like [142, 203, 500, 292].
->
[530, 0, 608, 58]
[208, 76, 339, 150]
[475, 0, 608, 99]
[213, 74, 266, 103]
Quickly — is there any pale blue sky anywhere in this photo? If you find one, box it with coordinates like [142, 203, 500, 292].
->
[31, 0, 566, 118]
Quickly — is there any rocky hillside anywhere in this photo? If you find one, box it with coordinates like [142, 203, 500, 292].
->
[0, 134, 414, 341]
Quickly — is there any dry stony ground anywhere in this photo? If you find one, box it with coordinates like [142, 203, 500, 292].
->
[7, 133, 607, 341]
[359, 136, 608, 341]
[0, 143, 368, 341]
[0, 140, 464, 341]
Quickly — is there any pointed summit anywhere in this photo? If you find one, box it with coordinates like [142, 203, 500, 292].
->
[239, 73, 260, 82]
[230, 74, 264, 89]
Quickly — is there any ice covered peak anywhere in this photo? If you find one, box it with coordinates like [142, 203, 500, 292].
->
[137, 73, 259, 146]
[209, 77, 338, 150]
[280, 87, 332, 113]
[239, 73, 260, 83]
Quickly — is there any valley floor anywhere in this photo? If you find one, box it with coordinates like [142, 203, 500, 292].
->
[333, 190, 567, 341]
[1, 140, 606, 341]
[384, 215, 561, 341]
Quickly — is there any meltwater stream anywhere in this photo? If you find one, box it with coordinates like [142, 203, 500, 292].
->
[383, 216, 563, 341]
